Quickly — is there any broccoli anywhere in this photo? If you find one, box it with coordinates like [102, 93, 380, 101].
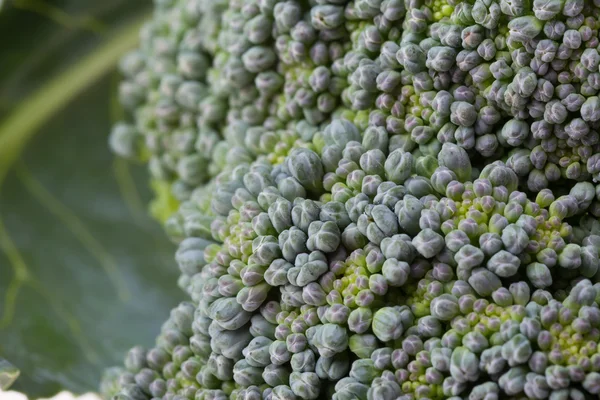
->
[101, 0, 600, 399]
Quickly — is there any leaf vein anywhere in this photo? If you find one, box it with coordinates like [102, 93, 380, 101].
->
[16, 164, 130, 302]
[0, 12, 149, 187]
[13, 0, 107, 34]
[0, 215, 29, 327]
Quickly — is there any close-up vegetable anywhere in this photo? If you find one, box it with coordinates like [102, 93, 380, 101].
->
[3, 0, 600, 399]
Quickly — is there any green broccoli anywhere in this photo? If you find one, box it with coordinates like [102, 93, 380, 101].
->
[101, 0, 600, 399]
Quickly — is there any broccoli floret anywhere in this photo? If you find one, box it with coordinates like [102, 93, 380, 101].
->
[103, 0, 600, 399]
[105, 117, 600, 399]
[113, 0, 600, 222]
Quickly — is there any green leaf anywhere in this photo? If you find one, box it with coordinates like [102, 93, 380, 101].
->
[0, 358, 19, 390]
[0, 1, 184, 397]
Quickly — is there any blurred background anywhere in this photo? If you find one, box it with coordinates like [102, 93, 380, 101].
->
[1, 391, 100, 400]
[0, 1, 183, 398]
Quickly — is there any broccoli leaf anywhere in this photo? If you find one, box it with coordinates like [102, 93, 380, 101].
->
[0, 358, 20, 390]
[0, 1, 183, 397]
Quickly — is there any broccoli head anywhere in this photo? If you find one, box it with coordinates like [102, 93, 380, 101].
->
[102, 0, 600, 399]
